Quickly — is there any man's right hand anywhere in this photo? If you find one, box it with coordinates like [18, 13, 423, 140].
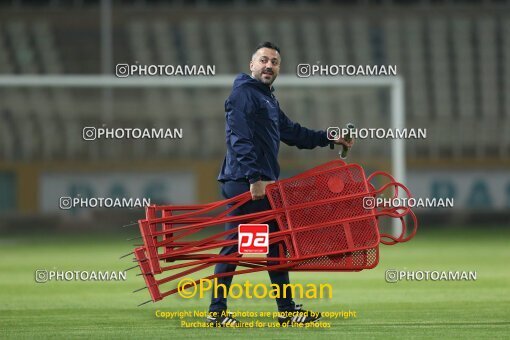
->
[250, 180, 275, 200]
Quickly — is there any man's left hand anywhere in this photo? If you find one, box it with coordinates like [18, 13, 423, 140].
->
[332, 136, 354, 149]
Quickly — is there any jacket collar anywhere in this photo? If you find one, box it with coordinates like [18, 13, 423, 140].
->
[249, 75, 275, 94]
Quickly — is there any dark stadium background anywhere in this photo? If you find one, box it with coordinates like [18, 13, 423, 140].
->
[0, 1, 508, 339]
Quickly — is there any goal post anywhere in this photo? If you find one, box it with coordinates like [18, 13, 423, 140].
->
[0, 74, 406, 231]
[0, 74, 406, 182]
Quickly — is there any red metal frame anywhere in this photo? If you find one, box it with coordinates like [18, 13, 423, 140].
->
[131, 160, 418, 304]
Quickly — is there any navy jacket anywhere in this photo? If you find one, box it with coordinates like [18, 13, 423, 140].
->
[218, 73, 330, 183]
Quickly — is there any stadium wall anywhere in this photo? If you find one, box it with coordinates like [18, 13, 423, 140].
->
[1, 159, 508, 214]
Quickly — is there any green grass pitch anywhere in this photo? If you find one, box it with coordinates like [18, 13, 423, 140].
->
[1, 226, 509, 339]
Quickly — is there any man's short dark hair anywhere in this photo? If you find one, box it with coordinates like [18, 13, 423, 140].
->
[254, 41, 281, 55]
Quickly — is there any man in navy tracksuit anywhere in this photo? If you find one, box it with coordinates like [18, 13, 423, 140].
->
[207, 42, 353, 327]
